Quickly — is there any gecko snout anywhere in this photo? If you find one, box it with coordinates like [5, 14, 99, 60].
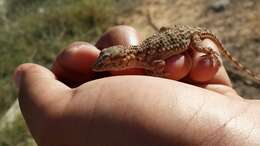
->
[92, 55, 107, 71]
[92, 45, 129, 72]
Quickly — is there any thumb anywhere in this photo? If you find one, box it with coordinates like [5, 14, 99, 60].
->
[14, 63, 72, 136]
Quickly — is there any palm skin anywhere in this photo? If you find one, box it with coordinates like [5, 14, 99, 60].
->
[14, 26, 260, 146]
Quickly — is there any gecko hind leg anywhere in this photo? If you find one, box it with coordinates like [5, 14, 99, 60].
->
[191, 33, 221, 66]
[200, 51, 221, 67]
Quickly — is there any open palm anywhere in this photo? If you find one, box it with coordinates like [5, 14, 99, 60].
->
[15, 26, 260, 146]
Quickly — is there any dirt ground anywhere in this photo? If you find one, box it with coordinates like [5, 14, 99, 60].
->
[118, 0, 260, 99]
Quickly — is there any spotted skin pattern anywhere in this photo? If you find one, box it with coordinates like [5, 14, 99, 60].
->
[93, 25, 260, 82]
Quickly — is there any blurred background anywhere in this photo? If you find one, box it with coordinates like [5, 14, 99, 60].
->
[0, 0, 259, 145]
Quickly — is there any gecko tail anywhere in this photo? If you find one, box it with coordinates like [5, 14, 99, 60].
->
[219, 46, 260, 82]
[201, 33, 260, 82]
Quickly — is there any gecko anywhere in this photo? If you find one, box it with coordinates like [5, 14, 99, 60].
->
[92, 25, 260, 82]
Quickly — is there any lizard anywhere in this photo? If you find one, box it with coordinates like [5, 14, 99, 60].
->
[92, 25, 260, 82]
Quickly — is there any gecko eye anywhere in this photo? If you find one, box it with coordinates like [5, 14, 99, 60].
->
[99, 49, 110, 57]
[101, 53, 111, 62]
[102, 53, 110, 58]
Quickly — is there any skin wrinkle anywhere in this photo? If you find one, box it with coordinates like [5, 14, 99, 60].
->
[164, 83, 179, 115]
[23, 80, 61, 115]
[83, 89, 101, 145]
[21, 72, 71, 146]
[210, 123, 232, 146]
[124, 80, 169, 143]
[182, 95, 206, 140]
[198, 101, 250, 146]
[240, 121, 256, 146]
[83, 80, 105, 130]
[157, 78, 238, 145]
[234, 103, 259, 146]
[135, 78, 208, 145]
[39, 89, 73, 146]
[61, 88, 77, 121]
[61, 82, 105, 146]
[81, 78, 166, 145]
[214, 109, 256, 146]
[91, 77, 187, 144]
[200, 84, 240, 99]
[233, 103, 253, 144]
[113, 84, 151, 144]
[133, 78, 188, 145]
[165, 96, 206, 146]
[114, 80, 143, 126]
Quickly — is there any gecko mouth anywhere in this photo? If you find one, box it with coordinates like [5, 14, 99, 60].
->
[92, 61, 104, 71]
[92, 52, 110, 71]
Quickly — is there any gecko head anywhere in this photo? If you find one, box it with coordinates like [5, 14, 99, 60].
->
[92, 45, 133, 71]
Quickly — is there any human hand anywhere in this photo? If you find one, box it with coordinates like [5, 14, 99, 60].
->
[14, 26, 260, 146]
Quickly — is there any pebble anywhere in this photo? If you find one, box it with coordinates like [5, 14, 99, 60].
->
[209, 0, 231, 12]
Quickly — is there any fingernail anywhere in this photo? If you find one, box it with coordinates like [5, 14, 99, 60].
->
[14, 69, 22, 89]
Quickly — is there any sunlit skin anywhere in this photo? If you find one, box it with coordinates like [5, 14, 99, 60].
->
[14, 25, 260, 146]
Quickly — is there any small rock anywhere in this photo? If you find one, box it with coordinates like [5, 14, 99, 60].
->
[209, 0, 231, 13]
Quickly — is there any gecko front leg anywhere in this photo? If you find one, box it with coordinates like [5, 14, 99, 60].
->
[146, 59, 167, 77]
[190, 33, 221, 66]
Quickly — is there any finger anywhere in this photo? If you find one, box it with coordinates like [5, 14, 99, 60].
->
[164, 52, 192, 80]
[14, 63, 72, 134]
[52, 42, 100, 87]
[96, 25, 141, 49]
[188, 39, 232, 86]
[95, 25, 145, 75]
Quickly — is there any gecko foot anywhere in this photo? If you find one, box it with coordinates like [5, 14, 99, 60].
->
[200, 52, 221, 67]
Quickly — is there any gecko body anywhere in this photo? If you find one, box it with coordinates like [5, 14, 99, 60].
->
[92, 25, 260, 82]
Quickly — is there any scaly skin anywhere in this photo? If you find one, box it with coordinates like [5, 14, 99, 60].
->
[93, 25, 260, 81]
